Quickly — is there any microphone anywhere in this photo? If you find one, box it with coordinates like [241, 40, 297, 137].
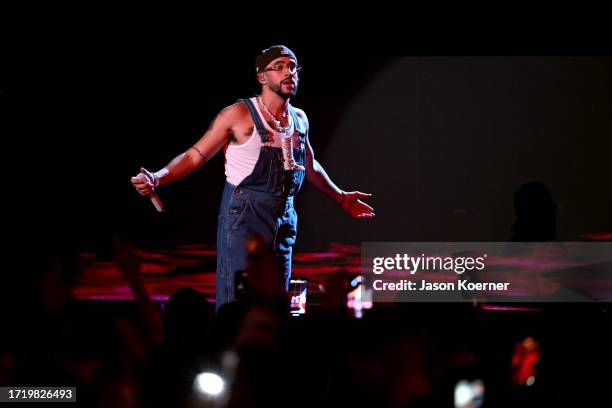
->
[149, 191, 165, 212]
[133, 167, 165, 212]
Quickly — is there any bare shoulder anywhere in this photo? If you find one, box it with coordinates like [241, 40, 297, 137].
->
[218, 101, 250, 123]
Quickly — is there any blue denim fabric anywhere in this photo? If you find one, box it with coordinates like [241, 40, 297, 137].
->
[215, 98, 306, 309]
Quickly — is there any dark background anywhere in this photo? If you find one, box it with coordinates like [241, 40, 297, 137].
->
[6, 34, 611, 254]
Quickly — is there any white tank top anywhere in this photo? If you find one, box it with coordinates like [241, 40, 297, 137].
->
[224, 97, 295, 186]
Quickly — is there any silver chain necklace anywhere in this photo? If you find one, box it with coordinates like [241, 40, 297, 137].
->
[258, 96, 290, 133]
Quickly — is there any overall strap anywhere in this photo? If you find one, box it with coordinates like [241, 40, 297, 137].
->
[288, 104, 306, 136]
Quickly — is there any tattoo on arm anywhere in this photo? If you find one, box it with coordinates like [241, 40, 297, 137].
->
[191, 146, 206, 161]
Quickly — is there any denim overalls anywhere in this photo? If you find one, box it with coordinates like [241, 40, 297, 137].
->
[215, 98, 306, 309]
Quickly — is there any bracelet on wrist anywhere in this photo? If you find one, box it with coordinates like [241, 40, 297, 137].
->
[151, 173, 160, 189]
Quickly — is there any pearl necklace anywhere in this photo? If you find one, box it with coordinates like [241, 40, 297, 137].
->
[258, 96, 291, 134]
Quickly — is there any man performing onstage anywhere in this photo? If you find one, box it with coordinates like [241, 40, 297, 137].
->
[131, 46, 375, 308]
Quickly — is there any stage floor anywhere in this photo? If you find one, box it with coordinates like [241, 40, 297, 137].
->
[74, 242, 361, 303]
[73, 238, 612, 307]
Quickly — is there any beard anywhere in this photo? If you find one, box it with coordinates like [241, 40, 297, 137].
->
[271, 80, 298, 98]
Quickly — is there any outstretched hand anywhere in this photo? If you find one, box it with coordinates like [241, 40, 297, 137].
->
[341, 191, 375, 219]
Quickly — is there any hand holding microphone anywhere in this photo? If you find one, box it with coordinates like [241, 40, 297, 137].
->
[131, 167, 165, 212]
